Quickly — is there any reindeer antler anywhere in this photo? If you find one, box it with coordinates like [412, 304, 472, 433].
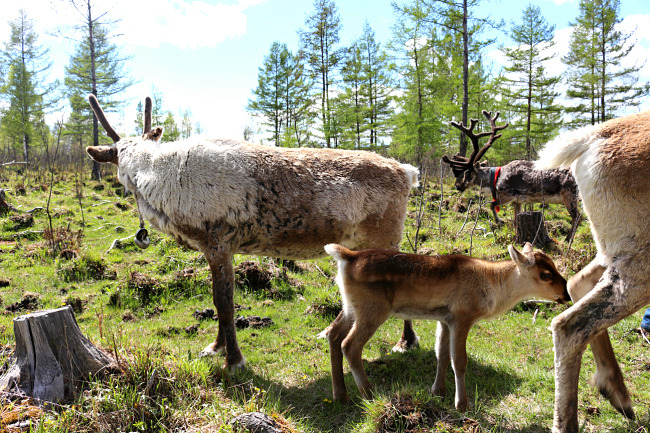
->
[443, 110, 508, 172]
[144, 96, 152, 134]
[87, 94, 121, 143]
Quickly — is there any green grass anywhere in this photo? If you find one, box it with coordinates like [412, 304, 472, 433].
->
[0, 167, 648, 432]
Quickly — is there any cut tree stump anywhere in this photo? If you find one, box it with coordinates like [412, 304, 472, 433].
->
[0, 188, 17, 215]
[0, 306, 117, 403]
[515, 211, 552, 248]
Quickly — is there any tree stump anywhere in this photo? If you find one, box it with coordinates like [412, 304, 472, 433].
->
[515, 211, 552, 248]
[0, 306, 117, 403]
[0, 188, 17, 215]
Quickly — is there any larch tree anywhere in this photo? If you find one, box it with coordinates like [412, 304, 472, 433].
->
[500, 4, 562, 159]
[63, 0, 133, 180]
[397, 0, 501, 157]
[247, 42, 291, 147]
[299, 0, 342, 148]
[563, 0, 648, 126]
[0, 9, 59, 163]
[359, 22, 393, 149]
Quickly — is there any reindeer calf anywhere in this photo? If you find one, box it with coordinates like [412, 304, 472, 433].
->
[325, 243, 569, 410]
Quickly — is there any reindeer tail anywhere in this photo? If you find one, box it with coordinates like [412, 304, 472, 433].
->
[536, 124, 600, 170]
[401, 163, 420, 188]
[324, 244, 355, 262]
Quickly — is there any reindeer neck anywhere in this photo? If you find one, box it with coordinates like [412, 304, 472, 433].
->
[484, 261, 537, 318]
[473, 165, 493, 186]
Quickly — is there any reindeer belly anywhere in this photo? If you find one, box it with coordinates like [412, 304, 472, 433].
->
[392, 305, 453, 322]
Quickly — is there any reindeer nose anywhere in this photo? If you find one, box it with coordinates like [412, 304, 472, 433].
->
[559, 287, 571, 304]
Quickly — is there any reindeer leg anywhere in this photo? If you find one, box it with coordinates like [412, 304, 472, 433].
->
[449, 317, 472, 411]
[490, 201, 504, 225]
[432, 321, 450, 398]
[392, 320, 420, 352]
[341, 307, 390, 399]
[552, 261, 649, 433]
[563, 191, 583, 242]
[199, 243, 245, 369]
[328, 311, 354, 402]
[567, 258, 634, 419]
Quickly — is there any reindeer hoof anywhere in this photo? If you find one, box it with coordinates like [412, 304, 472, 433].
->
[226, 357, 247, 371]
[391, 335, 420, 353]
[198, 342, 226, 358]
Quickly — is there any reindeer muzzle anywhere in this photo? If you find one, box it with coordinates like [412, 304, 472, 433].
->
[134, 228, 150, 249]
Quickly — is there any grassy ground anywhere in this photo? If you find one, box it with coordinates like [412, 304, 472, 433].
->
[0, 167, 648, 432]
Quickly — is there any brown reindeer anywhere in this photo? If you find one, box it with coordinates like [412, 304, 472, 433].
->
[85, 95, 420, 369]
[443, 111, 581, 240]
[325, 242, 569, 411]
[536, 110, 650, 432]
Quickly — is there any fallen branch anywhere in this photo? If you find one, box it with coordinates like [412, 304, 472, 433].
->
[105, 234, 135, 253]
[0, 161, 28, 167]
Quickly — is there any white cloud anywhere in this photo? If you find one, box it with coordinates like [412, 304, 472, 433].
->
[0, 0, 268, 51]
[115, 0, 266, 50]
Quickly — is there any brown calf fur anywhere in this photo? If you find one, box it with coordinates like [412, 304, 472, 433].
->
[325, 243, 569, 411]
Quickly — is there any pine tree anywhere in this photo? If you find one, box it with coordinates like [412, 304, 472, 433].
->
[500, 4, 562, 159]
[299, 0, 342, 148]
[63, 0, 133, 180]
[563, 0, 648, 126]
[0, 9, 59, 162]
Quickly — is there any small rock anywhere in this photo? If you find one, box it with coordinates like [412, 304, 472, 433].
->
[230, 412, 283, 433]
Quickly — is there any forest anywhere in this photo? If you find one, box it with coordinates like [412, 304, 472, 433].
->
[0, 0, 649, 432]
[0, 0, 648, 176]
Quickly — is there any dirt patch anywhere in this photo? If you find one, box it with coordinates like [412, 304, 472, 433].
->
[376, 394, 480, 433]
[234, 260, 301, 300]
[128, 271, 160, 304]
[0, 278, 10, 288]
[193, 308, 215, 320]
[6, 292, 40, 313]
[59, 249, 77, 260]
[9, 213, 34, 230]
[307, 298, 341, 319]
[235, 315, 274, 329]
[193, 304, 250, 321]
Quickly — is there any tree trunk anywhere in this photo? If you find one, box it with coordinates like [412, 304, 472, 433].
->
[0, 306, 117, 403]
[515, 211, 552, 248]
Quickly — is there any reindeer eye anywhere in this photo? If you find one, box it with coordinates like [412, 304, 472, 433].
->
[540, 271, 553, 282]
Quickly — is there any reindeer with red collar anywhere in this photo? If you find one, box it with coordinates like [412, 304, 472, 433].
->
[443, 111, 581, 240]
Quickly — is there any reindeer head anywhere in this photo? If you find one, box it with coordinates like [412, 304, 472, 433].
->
[442, 111, 508, 191]
[85, 94, 162, 166]
[508, 242, 571, 304]
[86, 95, 161, 249]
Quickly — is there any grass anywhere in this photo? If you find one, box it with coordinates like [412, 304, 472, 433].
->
[0, 167, 648, 432]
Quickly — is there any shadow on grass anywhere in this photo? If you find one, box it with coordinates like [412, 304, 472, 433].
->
[224, 347, 537, 432]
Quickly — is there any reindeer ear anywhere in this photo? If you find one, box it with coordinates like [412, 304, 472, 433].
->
[86, 146, 118, 165]
[143, 126, 164, 142]
[522, 242, 534, 254]
[508, 244, 533, 268]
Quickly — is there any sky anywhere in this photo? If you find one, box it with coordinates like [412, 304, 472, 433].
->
[1, 0, 649, 141]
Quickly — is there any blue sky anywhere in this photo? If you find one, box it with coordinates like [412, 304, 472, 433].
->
[1, 0, 649, 140]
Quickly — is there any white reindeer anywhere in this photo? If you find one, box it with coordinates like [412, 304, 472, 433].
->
[536, 110, 650, 432]
[325, 242, 569, 411]
[85, 95, 420, 368]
